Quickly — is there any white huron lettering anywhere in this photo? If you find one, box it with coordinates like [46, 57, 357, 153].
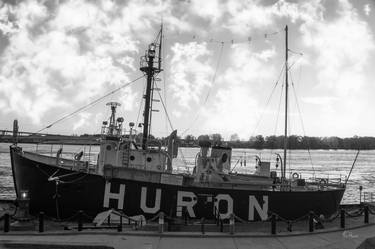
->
[214, 194, 233, 219]
[248, 196, 268, 221]
[140, 187, 161, 214]
[176, 191, 197, 218]
[103, 182, 125, 210]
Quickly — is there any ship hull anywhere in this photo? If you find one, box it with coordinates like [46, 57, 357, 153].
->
[10, 146, 345, 221]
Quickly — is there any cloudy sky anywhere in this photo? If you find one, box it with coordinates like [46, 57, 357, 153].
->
[0, 0, 374, 140]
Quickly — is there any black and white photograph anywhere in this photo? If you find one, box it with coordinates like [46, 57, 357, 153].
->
[0, 0, 375, 248]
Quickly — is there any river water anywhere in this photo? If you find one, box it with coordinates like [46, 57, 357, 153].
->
[0, 143, 374, 204]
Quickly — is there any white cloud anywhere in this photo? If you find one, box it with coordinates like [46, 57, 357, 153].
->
[73, 112, 91, 131]
[364, 4, 371, 16]
[200, 44, 278, 139]
[300, 0, 375, 96]
[188, 0, 223, 24]
[201, 86, 257, 139]
[169, 42, 213, 108]
[302, 96, 338, 105]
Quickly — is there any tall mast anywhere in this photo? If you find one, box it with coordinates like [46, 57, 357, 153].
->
[140, 27, 162, 150]
[283, 25, 288, 179]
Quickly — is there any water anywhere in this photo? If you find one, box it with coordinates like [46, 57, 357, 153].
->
[1, 143, 374, 204]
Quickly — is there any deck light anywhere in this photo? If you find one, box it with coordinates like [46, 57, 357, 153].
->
[20, 190, 29, 200]
[148, 43, 156, 58]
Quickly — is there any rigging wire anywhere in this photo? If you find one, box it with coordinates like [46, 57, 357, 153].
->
[164, 28, 283, 45]
[36, 75, 145, 133]
[180, 41, 225, 136]
[154, 81, 188, 167]
[289, 71, 316, 178]
[250, 64, 285, 138]
[269, 82, 284, 159]
[162, 27, 169, 135]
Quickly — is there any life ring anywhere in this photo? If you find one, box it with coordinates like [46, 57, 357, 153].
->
[74, 151, 83, 161]
[292, 172, 299, 179]
[319, 179, 327, 185]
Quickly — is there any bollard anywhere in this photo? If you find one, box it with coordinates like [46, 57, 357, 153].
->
[271, 214, 276, 235]
[158, 212, 164, 233]
[118, 215, 123, 232]
[78, 210, 83, 232]
[3, 213, 9, 233]
[107, 214, 111, 225]
[201, 218, 205, 234]
[340, 209, 345, 228]
[39, 212, 44, 233]
[364, 205, 369, 224]
[220, 219, 224, 232]
[229, 214, 235, 235]
[309, 211, 314, 232]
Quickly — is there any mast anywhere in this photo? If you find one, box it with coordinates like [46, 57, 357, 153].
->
[283, 25, 288, 180]
[140, 27, 163, 150]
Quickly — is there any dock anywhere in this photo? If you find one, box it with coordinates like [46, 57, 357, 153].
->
[0, 223, 373, 249]
[0, 203, 374, 249]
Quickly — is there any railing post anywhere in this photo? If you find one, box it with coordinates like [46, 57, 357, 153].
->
[364, 205, 369, 224]
[118, 215, 123, 232]
[229, 214, 235, 235]
[271, 214, 276, 235]
[201, 217, 205, 235]
[340, 209, 345, 228]
[158, 212, 164, 233]
[39, 212, 44, 233]
[78, 210, 83, 231]
[309, 211, 314, 232]
[3, 213, 9, 233]
[220, 219, 223, 232]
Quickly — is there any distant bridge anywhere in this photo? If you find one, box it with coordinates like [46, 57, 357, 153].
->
[0, 129, 100, 145]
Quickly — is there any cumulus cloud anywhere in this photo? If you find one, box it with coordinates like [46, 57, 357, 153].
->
[0, 0, 191, 129]
[364, 4, 371, 16]
[0, 0, 373, 137]
[300, 0, 375, 96]
[73, 112, 91, 131]
[200, 44, 277, 139]
[169, 42, 213, 109]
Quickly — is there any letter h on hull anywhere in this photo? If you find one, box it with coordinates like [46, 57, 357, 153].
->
[103, 182, 125, 209]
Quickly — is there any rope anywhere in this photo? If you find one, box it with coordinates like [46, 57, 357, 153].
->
[368, 206, 375, 215]
[344, 208, 364, 217]
[164, 28, 283, 45]
[36, 75, 145, 133]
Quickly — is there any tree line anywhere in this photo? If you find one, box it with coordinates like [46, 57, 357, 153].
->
[180, 134, 375, 150]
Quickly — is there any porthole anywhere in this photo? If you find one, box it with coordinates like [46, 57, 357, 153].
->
[222, 153, 228, 163]
[130, 155, 135, 161]
[106, 145, 112, 151]
[147, 157, 152, 162]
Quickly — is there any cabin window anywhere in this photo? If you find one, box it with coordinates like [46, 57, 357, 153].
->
[106, 145, 112, 151]
[147, 157, 152, 162]
[130, 155, 135, 161]
[222, 153, 228, 163]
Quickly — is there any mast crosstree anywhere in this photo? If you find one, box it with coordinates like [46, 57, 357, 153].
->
[140, 28, 163, 150]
